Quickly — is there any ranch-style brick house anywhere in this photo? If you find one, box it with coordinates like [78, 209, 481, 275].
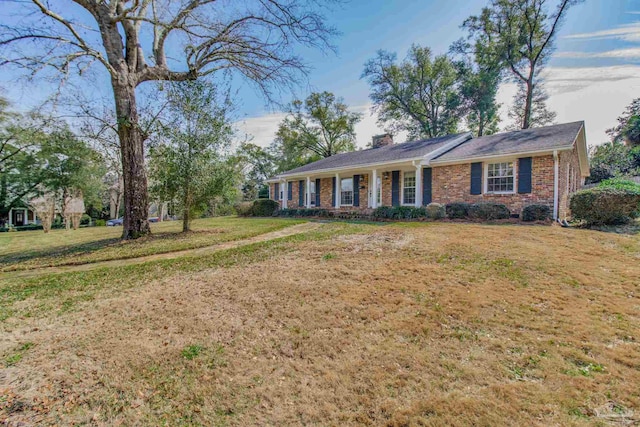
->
[267, 121, 589, 220]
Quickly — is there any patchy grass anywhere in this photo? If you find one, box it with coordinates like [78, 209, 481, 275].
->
[0, 217, 303, 271]
[0, 221, 639, 426]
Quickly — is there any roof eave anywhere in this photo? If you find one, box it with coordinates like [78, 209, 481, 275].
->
[429, 145, 576, 166]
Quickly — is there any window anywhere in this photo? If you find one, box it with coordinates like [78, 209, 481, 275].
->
[486, 162, 514, 193]
[403, 171, 416, 205]
[307, 181, 316, 206]
[376, 177, 382, 205]
[340, 178, 353, 206]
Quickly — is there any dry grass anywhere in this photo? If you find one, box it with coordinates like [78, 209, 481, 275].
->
[0, 217, 303, 272]
[1, 221, 639, 426]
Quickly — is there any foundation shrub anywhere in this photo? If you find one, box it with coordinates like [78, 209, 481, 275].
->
[446, 202, 471, 219]
[468, 203, 510, 220]
[522, 204, 551, 222]
[425, 203, 446, 219]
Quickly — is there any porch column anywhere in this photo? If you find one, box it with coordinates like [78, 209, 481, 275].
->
[306, 176, 311, 208]
[334, 172, 340, 208]
[7, 208, 13, 226]
[371, 169, 378, 209]
[24, 208, 29, 225]
[415, 164, 423, 207]
[281, 179, 288, 209]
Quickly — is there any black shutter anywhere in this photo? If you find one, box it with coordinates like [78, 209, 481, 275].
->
[470, 162, 482, 195]
[353, 175, 360, 207]
[422, 168, 432, 205]
[518, 157, 532, 194]
[274, 183, 279, 200]
[391, 171, 400, 206]
[299, 180, 304, 206]
[315, 178, 321, 207]
[287, 182, 292, 200]
[332, 177, 337, 207]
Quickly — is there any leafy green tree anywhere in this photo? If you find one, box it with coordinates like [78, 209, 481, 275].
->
[455, 59, 501, 136]
[607, 98, 640, 147]
[148, 81, 238, 232]
[238, 143, 275, 200]
[269, 91, 361, 172]
[462, 0, 580, 129]
[587, 141, 640, 184]
[362, 45, 462, 139]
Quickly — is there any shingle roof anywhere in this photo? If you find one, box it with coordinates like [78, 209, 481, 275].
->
[279, 133, 468, 176]
[433, 121, 584, 162]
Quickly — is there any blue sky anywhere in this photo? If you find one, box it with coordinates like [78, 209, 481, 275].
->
[2, 0, 640, 149]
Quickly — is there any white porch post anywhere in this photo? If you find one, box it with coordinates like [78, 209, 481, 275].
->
[306, 176, 311, 208]
[7, 208, 12, 226]
[334, 172, 340, 208]
[371, 169, 378, 209]
[23, 208, 29, 225]
[281, 179, 288, 209]
[415, 164, 423, 207]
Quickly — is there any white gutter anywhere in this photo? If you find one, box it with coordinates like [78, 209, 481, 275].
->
[553, 150, 559, 220]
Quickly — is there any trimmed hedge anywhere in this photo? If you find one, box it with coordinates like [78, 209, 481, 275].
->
[425, 203, 446, 219]
[522, 204, 551, 222]
[570, 187, 640, 225]
[234, 202, 254, 217]
[251, 199, 280, 217]
[372, 206, 427, 220]
[468, 203, 510, 220]
[597, 177, 640, 193]
[276, 208, 330, 217]
[446, 202, 471, 219]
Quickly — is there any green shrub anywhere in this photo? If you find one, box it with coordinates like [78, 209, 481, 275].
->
[372, 206, 427, 220]
[425, 203, 445, 219]
[95, 219, 106, 227]
[276, 208, 329, 217]
[522, 204, 551, 222]
[234, 202, 254, 217]
[597, 178, 640, 193]
[251, 199, 279, 217]
[446, 202, 471, 219]
[570, 187, 640, 225]
[13, 224, 44, 232]
[468, 203, 510, 220]
[80, 214, 92, 225]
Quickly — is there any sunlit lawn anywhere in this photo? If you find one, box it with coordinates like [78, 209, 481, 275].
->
[0, 216, 304, 271]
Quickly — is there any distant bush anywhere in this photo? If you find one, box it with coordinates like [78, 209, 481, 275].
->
[372, 206, 427, 220]
[234, 202, 254, 217]
[446, 202, 471, 219]
[95, 219, 106, 227]
[251, 199, 280, 217]
[522, 204, 551, 222]
[80, 214, 92, 225]
[468, 203, 510, 220]
[570, 187, 640, 225]
[425, 203, 445, 219]
[597, 177, 640, 193]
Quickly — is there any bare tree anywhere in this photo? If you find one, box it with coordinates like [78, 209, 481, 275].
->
[0, 0, 335, 239]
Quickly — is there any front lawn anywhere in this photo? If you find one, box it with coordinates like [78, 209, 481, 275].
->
[0, 217, 304, 271]
[1, 221, 638, 425]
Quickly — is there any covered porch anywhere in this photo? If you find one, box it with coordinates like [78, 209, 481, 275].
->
[7, 207, 38, 226]
[269, 160, 432, 211]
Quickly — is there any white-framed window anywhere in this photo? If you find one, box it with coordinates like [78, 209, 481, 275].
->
[402, 171, 416, 205]
[376, 177, 382, 205]
[486, 161, 515, 194]
[307, 181, 316, 206]
[340, 178, 353, 206]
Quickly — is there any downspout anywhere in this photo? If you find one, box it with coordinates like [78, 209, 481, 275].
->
[553, 150, 559, 220]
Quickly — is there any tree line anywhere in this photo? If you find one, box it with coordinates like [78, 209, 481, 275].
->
[0, 0, 584, 238]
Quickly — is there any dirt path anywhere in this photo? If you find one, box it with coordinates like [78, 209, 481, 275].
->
[5, 222, 323, 280]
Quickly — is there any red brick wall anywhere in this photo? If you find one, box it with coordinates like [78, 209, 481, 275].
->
[431, 155, 555, 215]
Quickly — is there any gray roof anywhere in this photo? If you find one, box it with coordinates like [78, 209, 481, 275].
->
[280, 133, 467, 176]
[433, 121, 584, 162]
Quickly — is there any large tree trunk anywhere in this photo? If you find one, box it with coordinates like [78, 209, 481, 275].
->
[113, 80, 150, 239]
[522, 80, 534, 129]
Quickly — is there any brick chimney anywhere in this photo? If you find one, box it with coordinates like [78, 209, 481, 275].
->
[371, 133, 393, 149]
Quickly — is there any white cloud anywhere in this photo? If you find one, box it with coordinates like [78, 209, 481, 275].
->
[555, 48, 640, 60]
[564, 21, 640, 43]
[498, 65, 640, 146]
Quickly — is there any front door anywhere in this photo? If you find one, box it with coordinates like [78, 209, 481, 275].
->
[13, 210, 24, 226]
